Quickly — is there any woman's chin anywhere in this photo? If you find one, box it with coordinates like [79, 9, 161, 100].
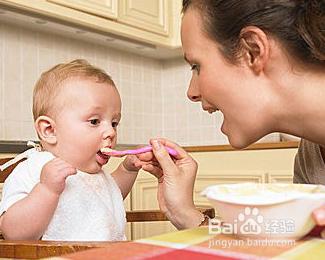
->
[227, 135, 254, 150]
[221, 121, 259, 149]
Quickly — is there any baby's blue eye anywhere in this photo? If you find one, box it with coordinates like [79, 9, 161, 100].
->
[112, 122, 119, 128]
[90, 119, 100, 125]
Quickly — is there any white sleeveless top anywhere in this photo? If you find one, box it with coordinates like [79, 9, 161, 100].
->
[0, 149, 126, 241]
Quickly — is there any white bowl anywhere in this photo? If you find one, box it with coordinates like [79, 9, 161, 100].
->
[202, 183, 325, 240]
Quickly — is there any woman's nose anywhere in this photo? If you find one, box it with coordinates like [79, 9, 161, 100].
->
[187, 78, 201, 102]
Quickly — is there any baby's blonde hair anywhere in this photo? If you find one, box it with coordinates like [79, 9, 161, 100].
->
[33, 59, 115, 121]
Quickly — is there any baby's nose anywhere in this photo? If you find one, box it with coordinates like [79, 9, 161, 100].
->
[102, 124, 115, 140]
[103, 129, 115, 140]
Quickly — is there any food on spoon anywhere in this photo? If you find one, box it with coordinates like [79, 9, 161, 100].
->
[101, 145, 178, 157]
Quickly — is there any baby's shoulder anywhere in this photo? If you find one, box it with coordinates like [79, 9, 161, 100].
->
[6, 150, 54, 183]
[26, 150, 55, 172]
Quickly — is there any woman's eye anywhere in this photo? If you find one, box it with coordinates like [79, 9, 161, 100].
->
[112, 122, 119, 128]
[89, 119, 100, 125]
[190, 63, 200, 74]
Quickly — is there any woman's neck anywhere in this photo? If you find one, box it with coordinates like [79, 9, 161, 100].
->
[274, 66, 325, 146]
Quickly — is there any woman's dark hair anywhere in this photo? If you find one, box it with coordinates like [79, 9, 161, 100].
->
[182, 0, 324, 66]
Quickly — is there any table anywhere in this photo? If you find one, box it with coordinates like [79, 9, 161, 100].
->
[0, 240, 129, 259]
[55, 226, 325, 259]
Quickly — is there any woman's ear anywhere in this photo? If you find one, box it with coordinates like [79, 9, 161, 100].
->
[34, 116, 57, 145]
[239, 26, 270, 74]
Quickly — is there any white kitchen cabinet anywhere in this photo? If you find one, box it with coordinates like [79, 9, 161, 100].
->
[0, 0, 182, 50]
[48, 0, 118, 19]
[118, 0, 169, 36]
[48, 0, 170, 36]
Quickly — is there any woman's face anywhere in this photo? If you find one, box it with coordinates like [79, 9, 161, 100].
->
[181, 8, 273, 148]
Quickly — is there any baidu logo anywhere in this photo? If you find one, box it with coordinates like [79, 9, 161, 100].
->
[237, 207, 264, 234]
[209, 207, 295, 235]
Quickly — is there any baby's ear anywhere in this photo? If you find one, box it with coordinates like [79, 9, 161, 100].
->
[34, 116, 57, 145]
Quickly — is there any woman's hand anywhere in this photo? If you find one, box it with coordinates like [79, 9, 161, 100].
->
[313, 207, 325, 225]
[144, 138, 204, 229]
[312, 206, 325, 238]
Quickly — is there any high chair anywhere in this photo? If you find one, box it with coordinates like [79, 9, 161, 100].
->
[0, 157, 215, 259]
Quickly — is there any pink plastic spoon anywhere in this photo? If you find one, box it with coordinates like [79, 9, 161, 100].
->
[101, 145, 178, 157]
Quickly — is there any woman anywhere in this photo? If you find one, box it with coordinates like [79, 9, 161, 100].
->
[144, 0, 325, 229]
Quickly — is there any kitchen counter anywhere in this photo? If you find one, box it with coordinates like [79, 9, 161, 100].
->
[0, 140, 299, 154]
[185, 141, 299, 152]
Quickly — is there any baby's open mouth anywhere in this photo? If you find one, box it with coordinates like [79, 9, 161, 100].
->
[97, 150, 109, 159]
[96, 150, 110, 166]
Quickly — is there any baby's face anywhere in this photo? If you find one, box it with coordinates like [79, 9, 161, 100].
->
[51, 77, 121, 173]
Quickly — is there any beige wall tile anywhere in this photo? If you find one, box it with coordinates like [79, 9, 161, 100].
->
[4, 121, 22, 140]
[0, 121, 3, 139]
[0, 21, 280, 146]
[21, 121, 37, 140]
[0, 26, 3, 123]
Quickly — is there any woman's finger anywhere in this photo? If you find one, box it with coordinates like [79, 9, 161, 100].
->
[150, 139, 178, 173]
[155, 138, 188, 159]
[312, 206, 325, 225]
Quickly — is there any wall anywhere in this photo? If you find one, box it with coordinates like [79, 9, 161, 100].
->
[0, 20, 164, 145]
[160, 58, 228, 145]
[159, 59, 279, 145]
[0, 20, 279, 146]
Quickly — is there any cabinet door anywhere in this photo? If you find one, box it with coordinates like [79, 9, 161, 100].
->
[266, 171, 293, 183]
[48, 0, 118, 19]
[118, 0, 169, 36]
[131, 174, 177, 240]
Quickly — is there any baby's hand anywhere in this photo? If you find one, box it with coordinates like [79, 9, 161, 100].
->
[40, 158, 77, 196]
[122, 153, 163, 179]
[122, 155, 143, 172]
[122, 150, 155, 171]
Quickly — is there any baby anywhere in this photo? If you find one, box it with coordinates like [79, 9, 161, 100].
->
[0, 59, 152, 241]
